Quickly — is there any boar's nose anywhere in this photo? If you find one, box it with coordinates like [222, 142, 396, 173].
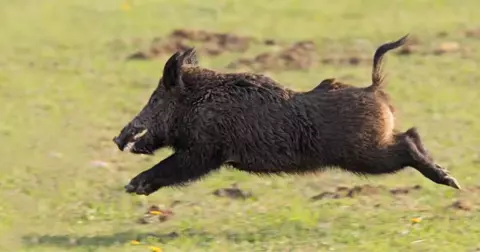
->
[112, 122, 147, 151]
[113, 122, 135, 151]
[113, 135, 126, 151]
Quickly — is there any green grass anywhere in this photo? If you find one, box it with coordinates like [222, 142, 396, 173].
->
[1, 0, 480, 251]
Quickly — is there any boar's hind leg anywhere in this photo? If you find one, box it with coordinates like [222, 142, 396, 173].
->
[403, 128, 452, 174]
[351, 129, 461, 190]
[124, 150, 224, 196]
[398, 128, 460, 189]
[404, 127, 433, 162]
[402, 128, 461, 189]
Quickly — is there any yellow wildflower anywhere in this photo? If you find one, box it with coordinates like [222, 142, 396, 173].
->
[148, 246, 162, 252]
[149, 210, 163, 215]
[121, 0, 131, 11]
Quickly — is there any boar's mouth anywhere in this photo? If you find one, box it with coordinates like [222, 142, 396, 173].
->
[113, 128, 149, 153]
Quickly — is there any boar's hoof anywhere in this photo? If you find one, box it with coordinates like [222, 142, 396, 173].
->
[124, 173, 158, 196]
[124, 183, 140, 194]
[433, 164, 461, 190]
[444, 175, 461, 190]
[125, 182, 155, 196]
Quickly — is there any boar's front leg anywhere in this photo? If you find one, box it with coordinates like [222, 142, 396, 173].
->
[124, 150, 224, 196]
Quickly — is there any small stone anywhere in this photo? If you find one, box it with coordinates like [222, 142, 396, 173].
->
[433, 42, 460, 55]
[90, 160, 110, 168]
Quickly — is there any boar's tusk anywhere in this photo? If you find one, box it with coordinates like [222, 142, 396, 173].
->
[132, 129, 148, 141]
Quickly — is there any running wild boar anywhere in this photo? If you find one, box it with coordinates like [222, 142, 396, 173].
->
[113, 34, 461, 196]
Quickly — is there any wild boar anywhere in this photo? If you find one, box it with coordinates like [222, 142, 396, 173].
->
[113, 34, 460, 196]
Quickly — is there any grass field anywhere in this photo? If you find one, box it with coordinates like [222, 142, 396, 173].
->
[1, 0, 480, 251]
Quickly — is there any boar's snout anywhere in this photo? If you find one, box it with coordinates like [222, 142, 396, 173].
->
[112, 135, 126, 151]
[112, 122, 148, 151]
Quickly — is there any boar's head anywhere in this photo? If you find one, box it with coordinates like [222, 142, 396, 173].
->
[113, 48, 198, 155]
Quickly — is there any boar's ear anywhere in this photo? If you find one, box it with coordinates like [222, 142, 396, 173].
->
[162, 47, 197, 92]
[183, 47, 198, 66]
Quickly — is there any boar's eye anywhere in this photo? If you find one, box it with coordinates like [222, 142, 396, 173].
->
[148, 94, 164, 106]
[149, 97, 160, 105]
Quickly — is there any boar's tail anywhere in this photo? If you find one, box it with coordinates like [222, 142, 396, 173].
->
[367, 34, 409, 92]
[162, 47, 197, 91]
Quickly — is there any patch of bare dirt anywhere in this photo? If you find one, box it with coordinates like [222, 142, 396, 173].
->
[464, 185, 480, 193]
[465, 28, 480, 39]
[127, 29, 277, 60]
[137, 205, 174, 224]
[169, 29, 255, 53]
[389, 184, 422, 195]
[449, 200, 473, 211]
[125, 29, 403, 71]
[397, 35, 422, 56]
[226, 40, 371, 72]
[310, 184, 422, 201]
[212, 183, 252, 200]
[126, 30, 471, 72]
[436, 31, 449, 38]
[226, 41, 319, 71]
[320, 55, 370, 66]
[127, 37, 191, 60]
[394, 35, 465, 57]
[433, 41, 461, 55]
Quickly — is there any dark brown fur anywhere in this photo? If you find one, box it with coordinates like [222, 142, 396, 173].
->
[113, 35, 460, 196]
[312, 78, 397, 113]
[313, 78, 353, 92]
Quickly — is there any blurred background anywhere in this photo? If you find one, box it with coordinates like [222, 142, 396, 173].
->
[1, 0, 479, 251]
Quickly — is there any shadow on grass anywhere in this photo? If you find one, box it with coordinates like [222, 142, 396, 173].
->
[22, 224, 325, 249]
[22, 230, 180, 248]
